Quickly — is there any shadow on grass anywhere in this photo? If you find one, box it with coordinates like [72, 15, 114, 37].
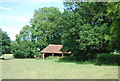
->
[53, 56, 96, 65]
[55, 56, 119, 66]
[56, 59, 96, 65]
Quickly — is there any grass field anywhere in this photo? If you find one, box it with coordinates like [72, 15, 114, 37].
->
[1, 59, 118, 79]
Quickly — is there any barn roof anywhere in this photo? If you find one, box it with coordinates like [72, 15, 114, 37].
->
[41, 44, 63, 54]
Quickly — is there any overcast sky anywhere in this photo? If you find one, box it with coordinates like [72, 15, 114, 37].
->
[0, 0, 64, 41]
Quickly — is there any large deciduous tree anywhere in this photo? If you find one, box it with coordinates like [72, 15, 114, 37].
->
[30, 7, 62, 50]
[61, 2, 111, 59]
[13, 7, 62, 58]
[13, 25, 34, 58]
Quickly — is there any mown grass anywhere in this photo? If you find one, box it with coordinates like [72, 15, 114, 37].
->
[1, 58, 118, 79]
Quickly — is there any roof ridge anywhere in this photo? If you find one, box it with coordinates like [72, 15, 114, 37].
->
[49, 44, 62, 46]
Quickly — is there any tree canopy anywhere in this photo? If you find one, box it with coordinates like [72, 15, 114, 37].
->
[6, 2, 119, 58]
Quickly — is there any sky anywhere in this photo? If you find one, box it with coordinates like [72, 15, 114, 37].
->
[0, 0, 65, 41]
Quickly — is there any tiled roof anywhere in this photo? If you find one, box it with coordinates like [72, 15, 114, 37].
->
[41, 44, 63, 53]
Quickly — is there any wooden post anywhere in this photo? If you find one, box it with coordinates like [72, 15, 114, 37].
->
[62, 53, 64, 57]
[42, 53, 45, 60]
[52, 53, 54, 57]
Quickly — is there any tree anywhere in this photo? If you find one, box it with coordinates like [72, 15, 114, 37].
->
[12, 7, 63, 58]
[107, 2, 120, 51]
[30, 7, 62, 50]
[13, 25, 34, 58]
[0, 28, 11, 55]
[16, 25, 31, 42]
[61, 2, 111, 60]
[13, 3, 120, 59]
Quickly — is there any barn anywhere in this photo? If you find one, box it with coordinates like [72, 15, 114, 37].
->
[40, 44, 71, 59]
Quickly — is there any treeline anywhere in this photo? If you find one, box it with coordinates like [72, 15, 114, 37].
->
[1, 2, 120, 63]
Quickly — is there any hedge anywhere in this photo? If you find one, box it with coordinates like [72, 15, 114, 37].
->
[59, 55, 87, 62]
[96, 54, 120, 65]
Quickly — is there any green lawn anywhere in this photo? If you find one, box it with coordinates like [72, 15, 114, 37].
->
[1, 59, 118, 79]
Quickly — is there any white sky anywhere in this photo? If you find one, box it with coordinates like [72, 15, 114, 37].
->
[0, 0, 64, 41]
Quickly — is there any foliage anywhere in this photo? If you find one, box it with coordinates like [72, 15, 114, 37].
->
[14, 50, 25, 58]
[5, 2, 120, 63]
[12, 25, 35, 58]
[59, 56, 75, 62]
[0, 28, 11, 55]
[13, 7, 62, 58]
[61, 2, 111, 55]
[30, 7, 62, 50]
[107, 2, 120, 51]
[58, 56, 94, 64]
[96, 53, 120, 65]
[46, 56, 62, 60]
[12, 41, 35, 58]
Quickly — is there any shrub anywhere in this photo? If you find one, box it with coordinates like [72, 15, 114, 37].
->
[33, 51, 40, 58]
[46, 56, 62, 60]
[14, 50, 25, 58]
[96, 53, 120, 65]
[59, 55, 91, 62]
[59, 56, 74, 62]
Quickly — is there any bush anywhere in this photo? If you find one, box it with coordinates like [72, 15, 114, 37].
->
[96, 53, 120, 65]
[14, 50, 25, 58]
[59, 56, 74, 62]
[59, 54, 91, 62]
